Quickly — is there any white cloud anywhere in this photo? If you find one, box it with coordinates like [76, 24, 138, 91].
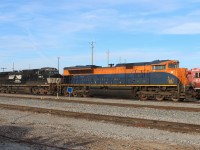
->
[1, 0, 198, 35]
[163, 22, 200, 34]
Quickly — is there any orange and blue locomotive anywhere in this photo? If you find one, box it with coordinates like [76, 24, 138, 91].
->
[63, 60, 189, 101]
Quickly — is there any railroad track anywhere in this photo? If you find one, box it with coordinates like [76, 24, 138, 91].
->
[0, 94, 200, 112]
[0, 103, 200, 134]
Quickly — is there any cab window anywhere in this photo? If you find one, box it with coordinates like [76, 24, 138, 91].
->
[152, 65, 166, 70]
[168, 64, 177, 68]
[195, 72, 200, 78]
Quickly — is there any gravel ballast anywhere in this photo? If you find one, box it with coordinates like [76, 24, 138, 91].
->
[0, 96, 200, 149]
[0, 109, 200, 149]
[0, 97, 199, 125]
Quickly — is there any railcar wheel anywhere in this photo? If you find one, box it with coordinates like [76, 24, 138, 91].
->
[155, 95, 164, 101]
[140, 94, 148, 101]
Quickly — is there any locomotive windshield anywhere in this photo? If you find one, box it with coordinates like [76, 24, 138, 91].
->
[152, 65, 166, 70]
[40, 67, 59, 76]
[45, 70, 59, 76]
[168, 63, 178, 68]
[195, 72, 200, 78]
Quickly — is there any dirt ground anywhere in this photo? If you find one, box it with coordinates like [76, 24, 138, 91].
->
[0, 120, 197, 150]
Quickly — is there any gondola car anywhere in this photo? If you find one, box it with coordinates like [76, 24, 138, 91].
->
[63, 60, 189, 101]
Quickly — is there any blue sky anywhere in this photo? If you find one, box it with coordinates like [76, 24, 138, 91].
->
[0, 0, 200, 73]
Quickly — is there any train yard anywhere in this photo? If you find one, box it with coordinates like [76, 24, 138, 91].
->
[0, 94, 200, 149]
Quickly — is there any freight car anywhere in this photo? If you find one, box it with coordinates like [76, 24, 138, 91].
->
[0, 67, 61, 95]
[63, 60, 189, 101]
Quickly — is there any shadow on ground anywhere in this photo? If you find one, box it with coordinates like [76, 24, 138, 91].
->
[0, 125, 95, 150]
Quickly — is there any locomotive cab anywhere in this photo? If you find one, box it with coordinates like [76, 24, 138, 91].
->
[39, 67, 62, 84]
[147, 60, 188, 101]
[151, 60, 179, 71]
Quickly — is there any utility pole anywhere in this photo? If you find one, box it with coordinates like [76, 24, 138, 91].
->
[106, 50, 110, 66]
[1, 67, 7, 72]
[90, 41, 95, 65]
[12, 62, 14, 71]
[58, 57, 60, 73]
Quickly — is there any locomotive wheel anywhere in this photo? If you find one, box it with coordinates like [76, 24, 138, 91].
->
[72, 87, 79, 97]
[83, 91, 89, 97]
[63, 89, 69, 96]
[39, 88, 45, 95]
[43, 87, 48, 95]
[171, 95, 179, 102]
[140, 94, 148, 101]
[73, 91, 78, 97]
[78, 91, 84, 97]
[5, 88, 9, 93]
[32, 88, 38, 95]
[65, 92, 70, 96]
[155, 95, 164, 101]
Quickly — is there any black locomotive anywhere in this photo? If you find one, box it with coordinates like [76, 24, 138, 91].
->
[0, 67, 61, 95]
